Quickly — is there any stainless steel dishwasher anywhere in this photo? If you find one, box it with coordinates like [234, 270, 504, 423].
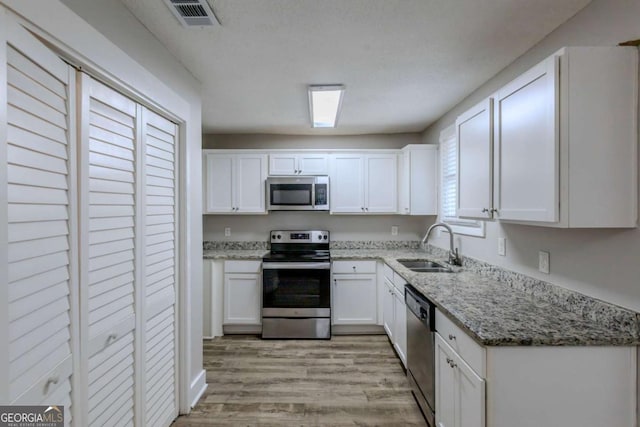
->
[405, 284, 436, 427]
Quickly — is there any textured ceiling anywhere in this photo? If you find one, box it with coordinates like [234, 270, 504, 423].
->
[120, 0, 591, 135]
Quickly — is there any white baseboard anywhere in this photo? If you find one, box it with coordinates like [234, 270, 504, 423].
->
[189, 369, 207, 409]
[223, 325, 262, 334]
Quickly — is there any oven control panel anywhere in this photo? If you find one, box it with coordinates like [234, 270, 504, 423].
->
[270, 230, 329, 243]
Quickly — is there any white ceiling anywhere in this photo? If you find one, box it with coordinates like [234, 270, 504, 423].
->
[120, 0, 591, 135]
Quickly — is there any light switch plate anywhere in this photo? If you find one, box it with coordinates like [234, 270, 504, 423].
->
[538, 251, 550, 274]
[391, 225, 398, 236]
[498, 237, 506, 256]
[224, 227, 231, 237]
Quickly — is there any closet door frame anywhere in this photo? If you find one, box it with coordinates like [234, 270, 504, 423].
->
[1, 6, 188, 418]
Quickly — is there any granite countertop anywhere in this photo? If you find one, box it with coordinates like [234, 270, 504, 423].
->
[204, 245, 640, 347]
[333, 248, 640, 347]
[203, 249, 269, 260]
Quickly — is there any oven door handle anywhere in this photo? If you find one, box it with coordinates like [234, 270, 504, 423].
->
[262, 262, 331, 270]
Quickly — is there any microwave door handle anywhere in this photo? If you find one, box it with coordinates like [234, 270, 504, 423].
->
[311, 183, 316, 209]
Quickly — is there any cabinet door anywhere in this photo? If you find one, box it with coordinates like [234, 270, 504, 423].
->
[298, 153, 329, 175]
[393, 288, 407, 367]
[236, 154, 267, 213]
[399, 151, 411, 214]
[224, 273, 261, 324]
[330, 154, 364, 213]
[332, 274, 377, 324]
[4, 20, 76, 407]
[456, 352, 485, 427]
[436, 334, 485, 427]
[457, 98, 493, 219]
[495, 55, 559, 222]
[204, 153, 234, 213]
[382, 278, 395, 340]
[436, 335, 456, 427]
[365, 154, 397, 213]
[269, 153, 297, 175]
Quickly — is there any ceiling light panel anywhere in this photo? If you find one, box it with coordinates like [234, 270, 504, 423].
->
[308, 85, 345, 128]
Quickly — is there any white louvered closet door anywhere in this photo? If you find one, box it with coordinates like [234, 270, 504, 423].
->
[78, 74, 137, 427]
[2, 16, 76, 421]
[141, 108, 178, 427]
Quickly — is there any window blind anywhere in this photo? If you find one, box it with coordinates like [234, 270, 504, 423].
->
[440, 132, 457, 220]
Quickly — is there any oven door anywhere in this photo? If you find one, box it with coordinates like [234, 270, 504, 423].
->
[262, 262, 330, 317]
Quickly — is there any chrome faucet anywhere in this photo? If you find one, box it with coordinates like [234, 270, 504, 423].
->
[421, 222, 461, 266]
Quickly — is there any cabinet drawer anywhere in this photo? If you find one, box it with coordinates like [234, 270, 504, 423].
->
[383, 263, 394, 281]
[436, 309, 485, 376]
[332, 260, 376, 274]
[224, 260, 262, 274]
[392, 271, 407, 291]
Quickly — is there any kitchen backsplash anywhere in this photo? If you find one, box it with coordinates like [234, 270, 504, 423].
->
[426, 245, 640, 337]
[203, 241, 268, 250]
[330, 240, 421, 250]
[203, 240, 422, 251]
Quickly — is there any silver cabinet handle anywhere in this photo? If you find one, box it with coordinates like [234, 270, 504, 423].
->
[448, 334, 456, 341]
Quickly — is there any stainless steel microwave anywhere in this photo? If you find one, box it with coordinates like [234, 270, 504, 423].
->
[266, 176, 330, 211]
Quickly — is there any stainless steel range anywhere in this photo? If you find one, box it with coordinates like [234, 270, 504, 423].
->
[261, 230, 331, 339]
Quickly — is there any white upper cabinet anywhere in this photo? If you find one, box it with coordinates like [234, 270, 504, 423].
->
[398, 145, 438, 215]
[493, 47, 637, 227]
[331, 153, 397, 214]
[269, 152, 329, 175]
[456, 99, 494, 220]
[203, 151, 268, 214]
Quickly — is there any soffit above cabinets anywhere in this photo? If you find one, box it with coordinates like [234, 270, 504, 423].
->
[117, 0, 592, 135]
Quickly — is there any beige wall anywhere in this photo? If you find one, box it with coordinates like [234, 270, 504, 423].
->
[204, 132, 421, 149]
[204, 213, 433, 242]
[423, 0, 640, 312]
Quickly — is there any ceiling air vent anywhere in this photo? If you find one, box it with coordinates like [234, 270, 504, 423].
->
[163, 0, 219, 27]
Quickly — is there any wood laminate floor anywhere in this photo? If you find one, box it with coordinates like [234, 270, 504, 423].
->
[172, 335, 427, 426]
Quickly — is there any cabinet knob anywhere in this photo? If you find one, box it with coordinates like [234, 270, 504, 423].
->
[490, 208, 498, 215]
[482, 208, 489, 213]
[448, 334, 456, 341]
[449, 360, 457, 368]
[352, 266, 356, 272]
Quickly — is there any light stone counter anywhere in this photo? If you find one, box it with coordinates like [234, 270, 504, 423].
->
[332, 248, 640, 346]
[203, 242, 640, 346]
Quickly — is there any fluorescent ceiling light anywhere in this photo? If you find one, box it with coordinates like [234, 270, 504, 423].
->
[308, 85, 345, 128]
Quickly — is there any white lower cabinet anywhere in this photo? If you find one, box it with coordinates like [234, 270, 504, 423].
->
[435, 308, 637, 427]
[332, 261, 377, 325]
[382, 278, 395, 340]
[223, 261, 262, 325]
[382, 264, 407, 368]
[435, 333, 485, 427]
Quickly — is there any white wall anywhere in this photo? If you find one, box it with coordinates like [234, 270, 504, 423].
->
[203, 132, 434, 242]
[1, 0, 205, 411]
[423, 0, 640, 312]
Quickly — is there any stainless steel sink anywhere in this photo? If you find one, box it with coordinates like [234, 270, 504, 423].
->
[397, 259, 454, 273]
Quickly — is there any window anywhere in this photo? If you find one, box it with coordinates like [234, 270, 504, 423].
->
[439, 125, 485, 237]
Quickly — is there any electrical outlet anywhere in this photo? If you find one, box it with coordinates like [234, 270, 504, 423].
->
[498, 237, 506, 256]
[224, 227, 231, 237]
[391, 225, 398, 236]
[538, 251, 550, 274]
